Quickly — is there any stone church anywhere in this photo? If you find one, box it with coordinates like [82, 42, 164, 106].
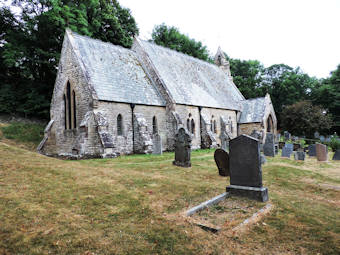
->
[38, 29, 277, 158]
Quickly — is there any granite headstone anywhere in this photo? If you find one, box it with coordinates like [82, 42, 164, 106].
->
[214, 149, 230, 176]
[152, 133, 162, 155]
[332, 149, 340, 160]
[316, 143, 327, 162]
[281, 146, 293, 158]
[173, 128, 192, 167]
[308, 144, 316, 157]
[227, 135, 268, 202]
[263, 133, 275, 157]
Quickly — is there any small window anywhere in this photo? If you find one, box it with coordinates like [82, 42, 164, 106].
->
[153, 116, 158, 134]
[66, 82, 71, 129]
[191, 119, 195, 135]
[117, 114, 123, 136]
[63, 95, 67, 130]
[72, 90, 76, 128]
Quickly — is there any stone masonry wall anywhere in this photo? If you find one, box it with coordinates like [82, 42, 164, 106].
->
[239, 123, 263, 137]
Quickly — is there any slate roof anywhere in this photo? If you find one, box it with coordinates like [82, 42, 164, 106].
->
[239, 97, 266, 123]
[138, 40, 244, 110]
[70, 32, 165, 106]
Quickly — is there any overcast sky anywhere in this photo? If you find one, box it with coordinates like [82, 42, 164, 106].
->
[120, 0, 340, 78]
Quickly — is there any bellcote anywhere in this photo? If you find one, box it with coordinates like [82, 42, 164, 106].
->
[214, 47, 232, 80]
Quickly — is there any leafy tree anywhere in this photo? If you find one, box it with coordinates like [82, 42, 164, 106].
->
[0, 0, 138, 118]
[312, 65, 340, 133]
[151, 23, 211, 62]
[280, 101, 333, 137]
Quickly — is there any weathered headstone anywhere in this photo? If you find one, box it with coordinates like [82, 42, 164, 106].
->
[316, 143, 327, 162]
[308, 144, 316, 156]
[332, 149, 340, 160]
[263, 133, 275, 157]
[314, 131, 320, 139]
[152, 133, 162, 155]
[214, 149, 230, 176]
[293, 143, 301, 151]
[294, 151, 305, 161]
[173, 128, 192, 167]
[279, 141, 285, 149]
[281, 146, 293, 158]
[227, 135, 268, 202]
[284, 131, 291, 141]
[319, 135, 325, 142]
[219, 131, 230, 152]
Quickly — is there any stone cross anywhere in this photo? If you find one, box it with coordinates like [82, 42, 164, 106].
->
[316, 143, 328, 161]
[152, 133, 162, 155]
[263, 133, 275, 157]
[173, 128, 192, 167]
[214, 149, 229, 176]
[227, 135, 268, 202]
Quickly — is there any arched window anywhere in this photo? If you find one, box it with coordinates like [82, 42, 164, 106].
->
[117, 114, 123, 136]
[267, 115, 273, 133]
[214, 120, 217, 133]
[153, 116, 158, 134]
[72, 90, 76, 129]
[63, 95, 67, 129]
[66, 82, 71, 129]
[187, 119, 190, 132]
[191, 119, 195, 135]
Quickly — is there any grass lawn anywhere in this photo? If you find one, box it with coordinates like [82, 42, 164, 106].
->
[0, 124, 339, 254]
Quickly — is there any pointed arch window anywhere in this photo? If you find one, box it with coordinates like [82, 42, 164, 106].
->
[214, 120, 217, 133]
[63, 95, 67, 129]
[187, 119, 190, 132]
[72, 90, 76, 128]
[117, 114, 123, 136]
[153, 116, 158, 134]
[191, 119, 195, 135]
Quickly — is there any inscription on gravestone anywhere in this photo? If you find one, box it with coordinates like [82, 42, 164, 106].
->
[214, 149, 229, 176]
[263, 133, 275, 157]
[152, 134, 162, 155]
[227, 135, 268, 202]
[173, 128, 192, 167]
[316, 143, 327, 162]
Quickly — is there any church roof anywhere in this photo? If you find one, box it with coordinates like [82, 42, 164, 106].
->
[238, 97, 266, 123]
[69, 32, 166, 106]
[137, 40, 244, 110]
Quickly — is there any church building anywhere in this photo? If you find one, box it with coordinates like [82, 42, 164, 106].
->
[38, 29, 277, 158]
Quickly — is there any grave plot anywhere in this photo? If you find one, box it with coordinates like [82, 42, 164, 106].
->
[186, 196, 269, 233]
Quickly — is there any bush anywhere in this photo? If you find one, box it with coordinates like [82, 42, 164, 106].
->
[326, 135, 340, 152]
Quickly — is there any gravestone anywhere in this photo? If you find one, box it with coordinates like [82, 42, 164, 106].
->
[314, 131, 320, 139]
[220, 131, 230, 152]
[263, 133, 275, 157]
[173, 128, 192, 167]
[279, 141, 285, 149]
[227, 135, 268, 202]
[293, 143, 301, 151]
[308, 144, 316, 157]
[319, 135, 325, 142]
[332, 149, 340, 160]
[214, 149, 229, 176]
[152, 133, 162, 155]
[316, 143, 327, 162]
[281, 145, 293, 158]
[285, 143, 294, 150]
[284, 131, 291, 141]
[294, 151, 305, 161]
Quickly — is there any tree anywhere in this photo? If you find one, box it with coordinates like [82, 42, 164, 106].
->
[280, 101, 333, 137]
[151, 23, 211, 62]
[312, 64, 340, 133]
[0, 0, 138, 118]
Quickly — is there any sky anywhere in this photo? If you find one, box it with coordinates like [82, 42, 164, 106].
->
[120, 0, 340, 78]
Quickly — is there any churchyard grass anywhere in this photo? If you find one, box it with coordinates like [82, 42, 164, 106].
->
[0, 137, 339, 254]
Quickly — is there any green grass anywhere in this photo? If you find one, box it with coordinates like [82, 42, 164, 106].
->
[0, 122, 44, 148]
[0, 139, 339, 254]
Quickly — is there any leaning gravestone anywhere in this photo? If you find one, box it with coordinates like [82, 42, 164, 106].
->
[316, 143, 327, 162]
[173, 128, 192, 167]
[263, 133, 275, 157]
[152, 133, 162, 155]
[332, 149, 340, 160]
[294, 151, 305, 161]
[227, 135, 268, 202]
[214, 149, 230, 176]
[281, 145, 293, 158]
[308, 144, 316, 157]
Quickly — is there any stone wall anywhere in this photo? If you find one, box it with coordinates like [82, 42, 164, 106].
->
[239, 123, 263, 137]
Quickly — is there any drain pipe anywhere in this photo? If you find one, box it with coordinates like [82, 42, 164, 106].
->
[130, 103, 135, 153]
